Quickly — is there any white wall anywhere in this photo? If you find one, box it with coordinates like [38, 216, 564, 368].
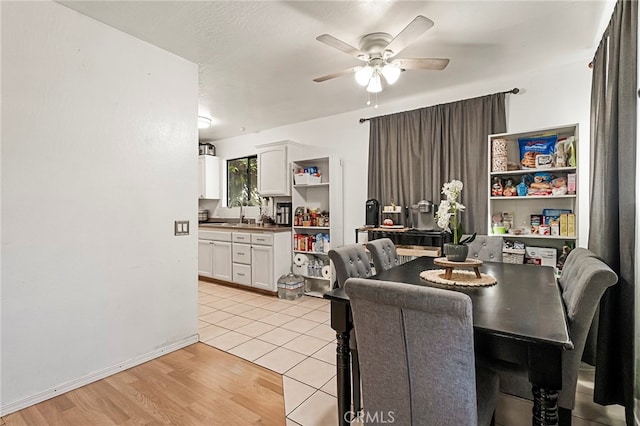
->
[214, 58, 593, 246]
[1, 1, 199, 413]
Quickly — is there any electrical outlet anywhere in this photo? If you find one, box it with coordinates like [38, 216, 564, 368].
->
[174, 220, 189, 236]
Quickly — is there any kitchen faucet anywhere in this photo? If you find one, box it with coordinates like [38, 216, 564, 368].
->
[230, 200, 246, 224]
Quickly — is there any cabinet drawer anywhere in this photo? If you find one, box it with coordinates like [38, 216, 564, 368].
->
[232, 232, 251, 243]
[199, 230, 231, 241]
[232, 243, 251, 264]
[233, 263, 251, 285]
[251, 233, 274, 246]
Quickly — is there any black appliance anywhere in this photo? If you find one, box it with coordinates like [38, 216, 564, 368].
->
[365, 199, 380, 227]
[276, 202, 292, 226]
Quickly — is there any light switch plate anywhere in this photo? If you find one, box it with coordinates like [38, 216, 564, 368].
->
[174, 220, 189, 236]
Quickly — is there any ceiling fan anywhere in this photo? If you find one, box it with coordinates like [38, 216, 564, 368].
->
[313, 15, 449, 93]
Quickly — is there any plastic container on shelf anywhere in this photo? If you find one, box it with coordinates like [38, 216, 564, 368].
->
[277, 272, 305, 300]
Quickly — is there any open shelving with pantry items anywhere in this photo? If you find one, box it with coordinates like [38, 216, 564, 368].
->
[488, 123, 578, 270]
[291, 156, 343, 297]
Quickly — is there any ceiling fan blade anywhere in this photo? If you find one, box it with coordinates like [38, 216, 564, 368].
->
[316, 34, 368, 60]
[313, 67, 359, 83]
[392, 58, 450, 70]
[385, 15, 435, 58]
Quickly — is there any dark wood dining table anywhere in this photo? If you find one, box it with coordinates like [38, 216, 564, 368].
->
[324, 256, 573, 426]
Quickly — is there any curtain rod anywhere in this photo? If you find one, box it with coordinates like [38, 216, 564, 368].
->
[358, 88, 520, 123]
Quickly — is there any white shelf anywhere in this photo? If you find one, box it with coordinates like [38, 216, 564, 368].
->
[292, 156, 343, 291]
[490, 167, 576, 176]
[301, 275, 330, 281]
[304, 290, 327, 299]
[495, 234, 577, 240]
[488, 124, 579, 250]
[294, 183, 330, 188]
[294, 226, 331, 230]
[294, 250, 328, 256]
[490, 195, 576, 200]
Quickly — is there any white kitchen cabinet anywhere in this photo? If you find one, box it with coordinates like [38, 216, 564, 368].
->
[251, 244, 274, 291]
[198, 155, 221, 199]
[291, 156, 343, 297]
[198, 239, 214, 277]
[487, 124, 579, 258]
[199, 230, 232, 280]
[256, 141, 301, 196]
[200, 228, 290, 292]
[232, 232, 252, 287]
[211, 241, 232, 281]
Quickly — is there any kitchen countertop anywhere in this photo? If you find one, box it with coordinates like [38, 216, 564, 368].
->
[198, 223, 292, 233]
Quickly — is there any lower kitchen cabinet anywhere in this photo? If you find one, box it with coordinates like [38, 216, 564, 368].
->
[199, 230, 232, 280]
[200, 228, 291, 292]
[251, 244, 273, 291]
[198, 239, 214, 277]
[211, 240, 232, 281]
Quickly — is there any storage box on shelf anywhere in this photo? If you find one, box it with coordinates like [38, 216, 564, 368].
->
[291, 156, 343, 297]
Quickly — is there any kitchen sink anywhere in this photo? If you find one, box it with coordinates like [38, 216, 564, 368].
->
[200, 222, 255, 228]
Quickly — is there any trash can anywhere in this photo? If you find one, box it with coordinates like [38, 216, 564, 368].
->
[277, 272, 305, 300]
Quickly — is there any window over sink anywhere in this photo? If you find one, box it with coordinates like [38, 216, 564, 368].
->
[227, 155, 259, 206]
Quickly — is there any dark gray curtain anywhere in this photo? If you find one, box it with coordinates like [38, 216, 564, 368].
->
[367, 93, 506, 235]
[588, 0, 636, 423]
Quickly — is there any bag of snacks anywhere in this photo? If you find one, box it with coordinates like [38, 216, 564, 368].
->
[518, 135, 557, 169]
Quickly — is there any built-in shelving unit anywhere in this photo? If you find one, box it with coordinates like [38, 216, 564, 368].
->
[487, 124, 579, 265]
[291, 156, 343, 297]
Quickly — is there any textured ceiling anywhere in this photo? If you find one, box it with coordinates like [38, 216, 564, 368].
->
[58, 1, 612, 141]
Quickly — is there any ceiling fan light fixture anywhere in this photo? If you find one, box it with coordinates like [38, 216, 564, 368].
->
[366, 72, 382, 93]
[355, 66, 374, 86]
[381, 63, 401, 85]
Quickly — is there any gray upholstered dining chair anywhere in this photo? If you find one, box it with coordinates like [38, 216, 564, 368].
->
[464, 235, 503, 262]
[492, 249, 618, 424]
[557, 247, 596, 288]
[344, 277, 499, 426]
[327, 243, 373, 413]
[365, 238, 401, 273]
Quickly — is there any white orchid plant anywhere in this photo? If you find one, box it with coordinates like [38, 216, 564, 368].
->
[435, 179, 476, 245]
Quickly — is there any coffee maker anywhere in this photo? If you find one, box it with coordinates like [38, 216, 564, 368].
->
[411, 200, 437, 230]
[276, 202, 292, 226]
[365, 199, 380, 227]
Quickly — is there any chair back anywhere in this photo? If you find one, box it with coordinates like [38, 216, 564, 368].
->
[328, 244, 372, 288]
[557, 253, 617, 408]
[344, 278, 479, 425]
[365, 238, 400, 273]
[557, 247, 596, 291]
[465, 235, 503, 262]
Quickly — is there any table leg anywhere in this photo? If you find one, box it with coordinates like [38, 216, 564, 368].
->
[528, 344, 562, 426]
[444, 267, 452, 280]
[330, 300, 353, 426]
[532, 386, 559, 425]
[473, 267, 481, 278]
[336, 330, 352, 426]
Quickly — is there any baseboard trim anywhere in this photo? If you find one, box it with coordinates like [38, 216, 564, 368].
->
[0, 334, 198, 416]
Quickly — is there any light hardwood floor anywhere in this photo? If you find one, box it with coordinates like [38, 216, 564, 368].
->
[1, 343, 285, 426]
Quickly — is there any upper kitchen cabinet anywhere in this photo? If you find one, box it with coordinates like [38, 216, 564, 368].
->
[256, 141, 301, 196]
[198, 155, 221, 199]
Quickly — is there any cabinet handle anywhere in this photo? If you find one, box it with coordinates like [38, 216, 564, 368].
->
[237, 272, 245, 276]
[237, 252, 245, 255]
[256, 238, 265, 242]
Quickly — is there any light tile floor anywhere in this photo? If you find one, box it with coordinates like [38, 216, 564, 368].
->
[197, 280, 626, 426]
